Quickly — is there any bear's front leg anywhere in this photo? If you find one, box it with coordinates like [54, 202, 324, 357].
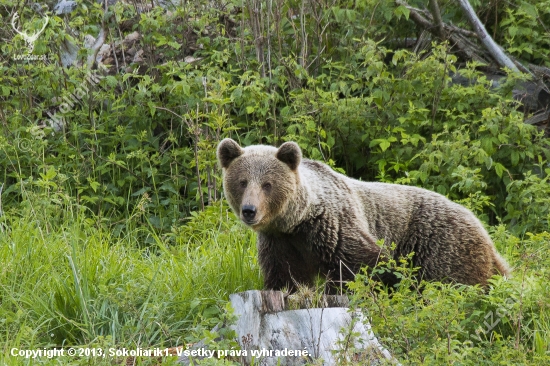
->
[257, 233, 315, 292]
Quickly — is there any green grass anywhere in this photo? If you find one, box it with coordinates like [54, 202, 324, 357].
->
[0, 200, 261, 365]
[1, 198, 549, 365]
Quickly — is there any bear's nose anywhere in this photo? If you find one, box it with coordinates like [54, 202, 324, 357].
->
[241, 205, 257, 221]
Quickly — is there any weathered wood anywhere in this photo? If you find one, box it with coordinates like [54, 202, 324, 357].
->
[395, 0, 492, 65]
[456, 0, 519, 72]
[230, 291, 394, 365]
[525, 110, 550, 126]
[324, 294, 350, 308]
[428, 0, 445, 41]
[260, 290, 285, 313]
[178, 290, 396, 366]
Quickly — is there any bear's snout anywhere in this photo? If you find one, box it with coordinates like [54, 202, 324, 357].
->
[241, 205, 257, 223]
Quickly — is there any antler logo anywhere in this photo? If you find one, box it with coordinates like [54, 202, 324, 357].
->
[11, 12, 49, 54]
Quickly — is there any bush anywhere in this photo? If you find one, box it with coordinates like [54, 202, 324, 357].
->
[2, 2, 549, 235]
[347, 231, 550, 364]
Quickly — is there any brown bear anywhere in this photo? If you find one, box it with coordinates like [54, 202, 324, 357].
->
[217, 138, 510, 291]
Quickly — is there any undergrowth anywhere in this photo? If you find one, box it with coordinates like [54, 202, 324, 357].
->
[1, 196, 549, 364]
[0, 200, 260, 365]
[345, 230, 550, 365]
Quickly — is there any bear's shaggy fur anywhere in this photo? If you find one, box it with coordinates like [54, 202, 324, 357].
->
[217, 138, 510, 291]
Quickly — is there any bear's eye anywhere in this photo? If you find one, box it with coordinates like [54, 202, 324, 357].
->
[262, 182, 272, 191]
[239, 180, 248, 188]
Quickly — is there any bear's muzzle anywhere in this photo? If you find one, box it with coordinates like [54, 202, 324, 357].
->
[241, 204, 258, 224]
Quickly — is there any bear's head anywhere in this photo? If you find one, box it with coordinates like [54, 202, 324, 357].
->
[217, 138, 302, 231]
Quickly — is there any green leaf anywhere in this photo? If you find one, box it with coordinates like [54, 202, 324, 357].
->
[160, 182, 179, 195]
[495, 163, 506, 178]
[41, 166, 57, 180]
[380, 140, 391, 152]
[89, 180, 101, 193]
[369, 139, 383, 148]
[485, 156, 493, 170]
[148, 101, 156, 117]
[511, 151, 520, 166]
[168, 41, 181, 49]
[394, 5, 410, 20]
[132, 187, 151, 196]
[521, 2, 538, 18]
[231, 87, 242, 99]
[105, 76, 118, 88]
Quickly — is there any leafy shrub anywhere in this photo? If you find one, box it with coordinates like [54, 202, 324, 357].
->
[347, 231, 550, 364]
[2, 2, 550, 236]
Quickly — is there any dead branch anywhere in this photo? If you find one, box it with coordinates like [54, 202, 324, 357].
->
[456, 0, 520, 72]
[428, 0, 445, 40]
[86, 27, 106, 69]
[86, 0, 108, 69]
[396, 1, 478, 39]
[396, 0, 490, 64]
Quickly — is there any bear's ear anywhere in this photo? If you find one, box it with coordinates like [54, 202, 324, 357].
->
[276, 142, 302, 171]
[217, 138, 243, 168]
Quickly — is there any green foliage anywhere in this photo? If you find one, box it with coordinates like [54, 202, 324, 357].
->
[2, 1, 550, 235]
[499, 0, 550, 65]
[504, 169, 550, 234]
[1, 0, 550, 363]
[186, 302, 242, 366]
[0, 200, 260, 363]
[347, 232, 550, 364]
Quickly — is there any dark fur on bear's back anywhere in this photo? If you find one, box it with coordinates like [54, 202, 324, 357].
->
[217, 138, 510, 291]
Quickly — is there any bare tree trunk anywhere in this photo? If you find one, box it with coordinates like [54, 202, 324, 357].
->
[456, 0, 519, 72]
[299, 0, 308, 69]
[192, 128, 204, 211]
[428, 0, 445, 40]
[247, 0, 266, 77]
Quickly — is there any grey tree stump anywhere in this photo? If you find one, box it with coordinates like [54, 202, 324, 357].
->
[179, 290, 395, 365]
